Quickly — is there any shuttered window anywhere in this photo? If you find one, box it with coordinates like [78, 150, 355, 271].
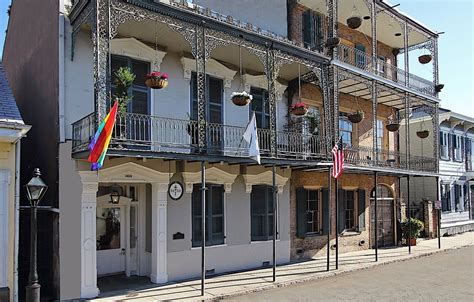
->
[441, 183, 451, 212]
[355, 43, 366, 68]
[338, 189, 364, 233]
[192, 184, 225, 247]
[302, 10, 323, 51]
[251, 185, 275, 241]
[439, 131, 449, 160]
[296, 188, 329, 238]
[454, 184, 462, 211]
[250, 87, 270, 129]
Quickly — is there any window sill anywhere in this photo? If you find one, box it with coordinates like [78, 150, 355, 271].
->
[304, 232, 324, 238]
[340, 231, 361, 237]
[250, 239, 281, 244]
[191, 243, 227, 250]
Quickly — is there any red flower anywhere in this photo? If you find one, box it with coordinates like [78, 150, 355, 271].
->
[290, 102, 308, 109]
[161, 73, 169, 79]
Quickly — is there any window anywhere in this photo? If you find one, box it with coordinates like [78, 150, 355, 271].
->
[190, 73, 223, 124]
[377, 56, 386, 75]
[192, 184, 225, 247]
[345, 191, 356, 230]
[355, 43, 366, 68]
[466, 138, 474, 171]
[339, 115, 353, 146]
[453, 134, 463, 162]
[306, 190, 322, 234]
[441, 183, 451, 212]
[251, 185, 275, 241]
[302, 10, 323, 51]
[111, 55, 149, 114]
[250, 87, 270, 129]
[439, 131, 449, 160]
[454, 184, 462, 211]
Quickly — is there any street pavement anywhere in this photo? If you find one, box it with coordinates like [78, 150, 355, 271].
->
[225, 246, 474, 302]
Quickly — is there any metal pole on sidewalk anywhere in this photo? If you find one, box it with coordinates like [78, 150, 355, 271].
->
[407, 174, 411, 254]
[272, 164, 277, 282]
[374, 171, 378, 262]
[201, 161, 206, 296]
[335, 177, 338, 270]
[327, 167, 331, 271]
[436, 176, 441, 249]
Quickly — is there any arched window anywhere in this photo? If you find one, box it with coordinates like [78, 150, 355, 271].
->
[370, 185, 393, 199]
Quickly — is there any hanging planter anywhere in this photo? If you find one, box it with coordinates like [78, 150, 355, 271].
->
[435, 84, 444, 92]
[290, 102, 309, 117]
[418, 54, 432, 64]
[231, 91, 253, 106]
[347, 16, 362, 29]
[416, 130, 430, 139]
[386, 123, 400, 132]
[348, 110, 364, 124]
[326, 37, 341, 48]
[144, 72, 168, 89]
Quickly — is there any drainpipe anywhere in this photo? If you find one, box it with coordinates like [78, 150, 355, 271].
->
[13, 141, 21, 302]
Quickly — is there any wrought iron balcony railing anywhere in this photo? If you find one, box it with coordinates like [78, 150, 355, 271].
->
[72, 113, 436, 172]
[336, 44, 435, 97]
[72, 113, 327, 161]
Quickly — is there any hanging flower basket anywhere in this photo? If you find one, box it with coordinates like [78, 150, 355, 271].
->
[386, 123, 400, 132]
[435, 84, 444, 92]
[347, 16, 362, 29]
[418, 54, 432, 64]
[416, 130, 430, 139]
[325, 37, 341, 48]
[348, 110, 364, 123]
[231, 91, 253, 106]
[290, 102, 309, 116]
[144, 72, 168, 89]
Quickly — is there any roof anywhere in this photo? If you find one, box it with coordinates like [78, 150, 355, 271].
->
[0, 63, 24, 125]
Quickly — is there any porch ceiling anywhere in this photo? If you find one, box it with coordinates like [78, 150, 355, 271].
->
[297, 0, 432, 49]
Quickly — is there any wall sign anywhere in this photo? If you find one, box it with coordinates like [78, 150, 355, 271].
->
[434, 200, 442, 210]
[168, 181, 184, 200]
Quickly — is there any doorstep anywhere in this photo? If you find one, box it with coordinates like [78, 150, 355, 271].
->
[90, 232, 474, 301]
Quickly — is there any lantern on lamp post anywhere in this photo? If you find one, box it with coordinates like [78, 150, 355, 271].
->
[24, 168, 48, 302]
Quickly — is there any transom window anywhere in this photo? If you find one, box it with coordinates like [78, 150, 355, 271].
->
[250, 185, 275, 241]
[339, 115, 353, 146]
[250, 87, 270, 129]
[192, 184, 225, 247]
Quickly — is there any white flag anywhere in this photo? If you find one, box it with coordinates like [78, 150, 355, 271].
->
[243, 112, 261, 164]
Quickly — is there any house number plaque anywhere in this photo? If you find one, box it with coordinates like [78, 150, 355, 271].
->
[168, 181, 184, 200]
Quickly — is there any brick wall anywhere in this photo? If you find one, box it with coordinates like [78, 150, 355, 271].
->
[290, 171, 399, 260]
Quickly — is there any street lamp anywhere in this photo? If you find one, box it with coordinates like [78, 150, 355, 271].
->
[24, 168, 47, 302]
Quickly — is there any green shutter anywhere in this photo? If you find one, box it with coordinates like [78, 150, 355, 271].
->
[338, 189, 346, 234]
[322, 188, 330, 235]
[296, 187, 308, 238]
[302, 10, 315, 47]
[357, 189, 366, 231]
[314, 13, 323, 51]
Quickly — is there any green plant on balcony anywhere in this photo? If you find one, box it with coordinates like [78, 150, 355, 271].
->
[113, 66, 136, 114]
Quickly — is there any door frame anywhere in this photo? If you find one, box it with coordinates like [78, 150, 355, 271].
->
[97, 195, 133, 277]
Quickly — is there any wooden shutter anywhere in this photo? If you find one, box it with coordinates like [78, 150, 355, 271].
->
[322, 188, 330, 235]
[191, 184, 202, 247]
[296, 187, 308, 238]
[448, 133, 453, 160]
[314, 13, 323, 51]
[357, 189, 366, 231]
[302, 10, 315, 47]
[338, 189, 346, 234]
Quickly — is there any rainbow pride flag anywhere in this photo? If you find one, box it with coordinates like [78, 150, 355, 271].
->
[88, 100, 119, 170]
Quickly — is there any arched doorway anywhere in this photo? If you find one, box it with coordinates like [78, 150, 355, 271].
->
[370, 184, 395, 247]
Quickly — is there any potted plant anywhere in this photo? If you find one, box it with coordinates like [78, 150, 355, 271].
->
[231, 91, 253, 106]
[144, 71, 169, 89]
[401, 218, 424, 246]
[418, 54, 432, 64]
[347, 16, 362, 29]
[348, 110, 364, 123]
[290, 102, 309, 117]
[113, 67, 135, 143]
[416, 130, 430, 139]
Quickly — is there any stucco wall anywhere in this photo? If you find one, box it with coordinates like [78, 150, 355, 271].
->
[193, 0, 288, 37]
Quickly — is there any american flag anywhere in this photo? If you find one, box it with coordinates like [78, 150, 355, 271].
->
[331, 137, 344, 179]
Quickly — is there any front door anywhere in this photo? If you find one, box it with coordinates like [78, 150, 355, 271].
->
[97, 207, 126, 275]
[370, 199, 395, 247]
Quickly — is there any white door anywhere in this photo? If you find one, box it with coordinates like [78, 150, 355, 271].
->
[97, 206, 126, 275]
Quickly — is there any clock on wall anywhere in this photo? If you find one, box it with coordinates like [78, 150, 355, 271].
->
[168, 181, 184, 201]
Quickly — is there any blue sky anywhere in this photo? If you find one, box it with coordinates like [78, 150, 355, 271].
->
[0, 0, 472, 116]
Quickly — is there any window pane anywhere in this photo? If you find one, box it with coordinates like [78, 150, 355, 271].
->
[252, 215, 265, 238]
[251, 186, 266, 214]
[211, 186, 223, 214]
[131, 90, 148, 114]
[132, 60, 149, 86]
[97, 208, 121, 251]
[208, 77, 222, 105]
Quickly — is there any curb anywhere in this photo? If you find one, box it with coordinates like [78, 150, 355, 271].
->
[207, 244, 473, 301]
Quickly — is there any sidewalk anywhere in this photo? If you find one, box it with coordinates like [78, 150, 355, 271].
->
[92, 232, 474, 301]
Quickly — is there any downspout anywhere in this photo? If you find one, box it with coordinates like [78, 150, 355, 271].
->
[13, 140, 20, 302]
[59, 13, 66, 143]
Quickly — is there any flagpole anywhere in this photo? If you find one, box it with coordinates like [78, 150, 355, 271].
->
[335, 176, 339, 270]
[272, 164, 277, 282]
[200, 161, 206, 296]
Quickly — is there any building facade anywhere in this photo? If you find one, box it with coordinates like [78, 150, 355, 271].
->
[3, 0, 440, 300]
[0, 64, 30, 301]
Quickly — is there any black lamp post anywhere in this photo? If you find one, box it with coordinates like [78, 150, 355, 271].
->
[24, 168, 48, 302]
